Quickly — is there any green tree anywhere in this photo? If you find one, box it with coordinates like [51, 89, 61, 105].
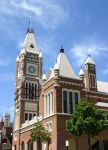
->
[66, 100, 108, 150]
[31, 122, 50, 150]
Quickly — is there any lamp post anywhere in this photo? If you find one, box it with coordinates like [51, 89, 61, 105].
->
[65, 140, 69, 150]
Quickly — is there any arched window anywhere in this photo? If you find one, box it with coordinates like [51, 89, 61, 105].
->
[37, 141, 42, 150]
[14, 145, 17, 150]
[44, 92, 53, 117]
[28, 140, 33, 150]
[21, 141, 25, 150]
[29, 113, 32, 121]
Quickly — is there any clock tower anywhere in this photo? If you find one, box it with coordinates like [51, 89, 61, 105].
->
[13, 25, 42, 147]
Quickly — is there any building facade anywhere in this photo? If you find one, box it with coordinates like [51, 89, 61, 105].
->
[0, 113, 13, 150]
[12, 27, 108, 150]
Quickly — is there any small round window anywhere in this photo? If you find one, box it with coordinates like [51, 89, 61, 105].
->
[90, 65, 94, 70]
[30, 55, 34, 60]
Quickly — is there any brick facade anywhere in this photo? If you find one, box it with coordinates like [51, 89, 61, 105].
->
[12, 28, 108, 150]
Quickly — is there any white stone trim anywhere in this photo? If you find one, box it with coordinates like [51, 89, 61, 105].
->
[95, 102, 108, 107]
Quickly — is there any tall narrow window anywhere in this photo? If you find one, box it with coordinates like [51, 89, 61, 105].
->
[69, 92, 73, 113]
[47, 94, 50, 116]
[32, 83, 34, 99]
[25, 113, 28, 121]
[33, 114, 36, 118]
[63, 91, 67, 113]
[29, 83, 31, 99]
[14, 145, 17, 150]
[62, 90, 80, 114]
[48, 94, 50, 114]
[21, 142, 25, 150]
[90, 74, 96, 88]
[46, 95, 48, 116]
[25, 82, 28, 99]
[50, 93, 53, 114]
[74, 92, 79, 105]
[37, 84, 38, 100]
[44, 92, 53, 117]
[35, 84, 37, 100]
[29, 113, 32, 120]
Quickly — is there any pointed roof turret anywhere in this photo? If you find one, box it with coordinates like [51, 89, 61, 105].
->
[85, 54, 95, 65]
[16, 56, 19, 62]
[79, 66, 84, 80]
[49, 47, 78, 79]
[39, 51, 43, 58]
[20, 48, 26, 55]
[42, 73, 47, 80]
[79, 66, 84, 76]
[54, 60, 59, 70]
[22, 22, 39, 54]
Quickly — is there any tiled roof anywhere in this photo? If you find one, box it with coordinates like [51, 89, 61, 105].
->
[97, 81, 108, 93]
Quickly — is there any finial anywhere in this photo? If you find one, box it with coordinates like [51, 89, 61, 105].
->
[88, 54, 91, 57]
[27, 21, 34, 33]
[60, 46, 64, 53]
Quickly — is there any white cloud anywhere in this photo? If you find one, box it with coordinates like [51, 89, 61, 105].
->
[0, 0, 70, 30]
[70, 38, 108, 66]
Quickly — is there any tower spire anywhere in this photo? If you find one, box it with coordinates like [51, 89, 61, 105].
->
[27, 21, 34, 33]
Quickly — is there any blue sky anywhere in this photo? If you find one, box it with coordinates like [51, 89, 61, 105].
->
[0, 0, 108, 120]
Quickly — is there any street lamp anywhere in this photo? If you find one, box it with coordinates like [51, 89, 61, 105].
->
[65, 140, 69, 150]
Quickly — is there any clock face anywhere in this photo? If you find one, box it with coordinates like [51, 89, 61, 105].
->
[26, 63, 38, 76]
[28, 66, 35, 73]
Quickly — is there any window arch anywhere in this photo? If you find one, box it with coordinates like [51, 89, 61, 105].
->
[21, 141, 25, 150]
[14, 145, 17, 150]
[27, 140, 33, 150]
